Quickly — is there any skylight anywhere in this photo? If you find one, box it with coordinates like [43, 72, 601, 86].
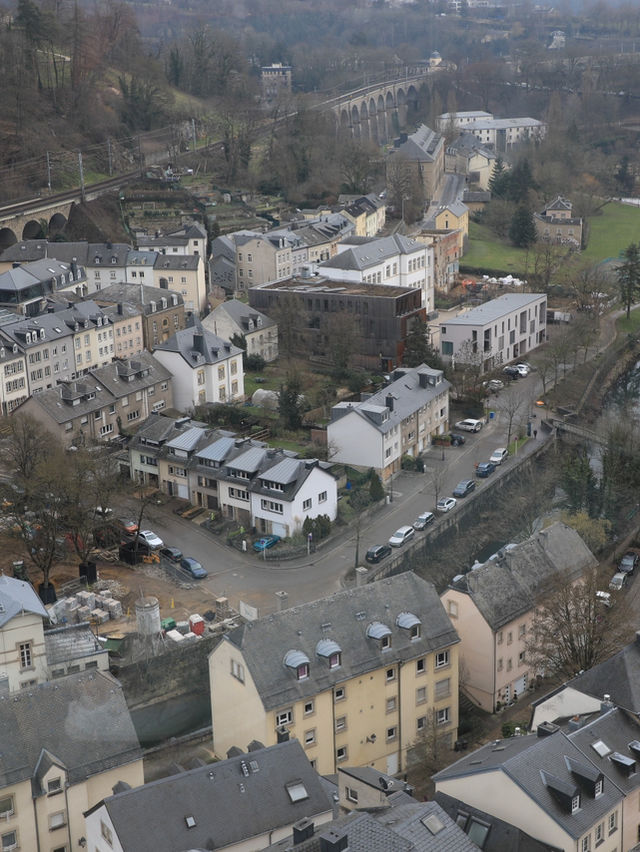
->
[591, 740, 611, 758]
[421, 814, 444, 835]
[185, 816, 196, 828]
[285, 780, 309, 803]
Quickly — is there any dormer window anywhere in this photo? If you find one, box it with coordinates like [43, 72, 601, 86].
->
[367, 621, 392, 650]
[571, 794, 580, 813]
[284, 650, 310, 680]
[396, 611, 421, 639]
[595, 779, 603, 797]
[316, 639, 342, 669]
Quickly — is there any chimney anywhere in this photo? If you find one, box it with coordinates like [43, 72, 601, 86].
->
[276, 726, 290, 743]
[601, 694, 614, 714]
[319, 827, 349, 852]
[12, 262, 20, 269]
[70, 260, 78, 279]
[275, 590, 288, 611]
[385, 394, 394, 412]
[293, 818, 315, 845]
[215, 597, 229, 620]
[536, 721, 559, 737]
[117, 302, 124, 315]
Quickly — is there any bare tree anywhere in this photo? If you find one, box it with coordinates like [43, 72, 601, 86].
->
[526, 565, 634, 679]
[497, 386, 526, 449]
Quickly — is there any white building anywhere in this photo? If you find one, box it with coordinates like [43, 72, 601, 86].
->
[328, 364, 450, 480]
[153, 323, 244, 411]
[318, 234, 435, 313]
[437, 110, 493, 132]
[203, 299, 278, 363]
[439, 293, 547, 372]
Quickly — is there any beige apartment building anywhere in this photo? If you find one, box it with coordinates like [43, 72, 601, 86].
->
[210, 572, 460, 777]
[440, 523, 597, 712]
[235, 233, 294, 291]
[0, 342, 28, 413]
[0, 670, 143, 852]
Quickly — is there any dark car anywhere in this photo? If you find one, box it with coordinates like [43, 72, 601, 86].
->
[453, 479, 476, 498]
[160, 546, 183, 563]
[503, 366, 520, 379]
[412, 511, 435, 530]
[449, 432, 466, 447]
[253, 535, 281, 552]
[365, 544, 392, 564]
[180, 556, 208, 579]
[476, 462, 496, 478]
[619, 551, 639, 574]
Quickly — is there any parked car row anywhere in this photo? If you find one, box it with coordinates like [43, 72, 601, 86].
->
[158, 544, 208, 579]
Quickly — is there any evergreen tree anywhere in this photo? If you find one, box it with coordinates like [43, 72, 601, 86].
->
[278, 375, 305, 430]
[402, 317, 443, 369]
[507, 158, 537, 204]
[509, 206, 537, 248]
[617, 242, 640, 319]
[488, 156, 510, 198]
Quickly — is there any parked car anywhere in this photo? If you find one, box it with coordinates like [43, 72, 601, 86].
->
[253, 535, 281, 552]
[413, 511, 435, 530]
[119, 518, 139, 535]
[619, 551, 638, 574]
[454, 418, 483, 433]
[489, 448, 509, 465]
[596, 590, 612, 607]
[610, 572, 628, 591]
[448, 432, 466, 446]
[483, 379, 504, 393]
[160, 546, 183, 563]
[515, 363, 531, 376]
[453, 479, 476, 498]
[180, 556, 208, 579]
[437, 497, 457, 513]
[476, 462, 496, 478]
[136, 529, 163, 549]
[389, 526, 415, 547]
[503, 366, 520, 379]
[365, 544, 392, 564]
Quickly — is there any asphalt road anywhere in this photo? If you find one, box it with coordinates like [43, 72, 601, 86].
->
[122, 371, 547, 617]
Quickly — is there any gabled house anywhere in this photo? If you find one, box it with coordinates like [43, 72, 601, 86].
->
[92, 282, 186, 351]
[18, 352, 173, 444]
[424, 200, 469, 241]
[328, 364, 450, 479]
[433, 724, 623, 852]
[387, 125, 445, 203]
[440, 523, 598, 712]
[0, 670, 143, 852]
[136, 221, 207, 259]
[203, 298, 278, 363]
[209, 572, 460, 776]
[152, 252, 206, 315]
[0, 574, 49, 692]
[445, 131, 497, 190]
[84, 740, 332, 852]
[339, 193, 386, 236]
[534, 196, 583, 247]
[152, 323, 244, 410]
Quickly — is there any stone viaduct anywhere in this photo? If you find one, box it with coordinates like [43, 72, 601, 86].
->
[319, 68, 429, 142]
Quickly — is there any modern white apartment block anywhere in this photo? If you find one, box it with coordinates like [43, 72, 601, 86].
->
[439, 293, 547, 371]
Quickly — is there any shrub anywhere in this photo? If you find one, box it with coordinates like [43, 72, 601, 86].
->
[401, 454, 417, 471]
[369, 470, 385, 502]
[245, 354, 266, 371]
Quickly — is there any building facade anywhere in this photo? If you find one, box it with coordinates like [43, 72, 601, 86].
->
[209, 572, 460, 776]
[439, 293, 547, 371]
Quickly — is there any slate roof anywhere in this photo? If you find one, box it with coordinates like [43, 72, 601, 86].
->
[206, 298, 276, 333]
[165, 426, 206, 452]
[435, 792, 562, 851]
[271, 800, 477, 851]
[25, 352, 171, 424]
[131, 412, 181, 445]
[448, 131, 496, 160]
[44, 622, 107, 665]
[394, 124, 444, 163]
[448, 523, 597, 630]
[467, 117, 545, 131]
[463, 190, 492, 203]
[568, 707, 640, 795]
[0, 574, 48, 628]
[196, 435, 237, 462]
[441, 293, 546, 327]
[439, 111, 493, 122]
[223, 572, 459, 711]
[210, 235, 237, 263]
[330, 364, 449, 436]
[0, 258, 84, 296]
[92, 283, 185, 315]
[566, 636, 640, 714]
[0, 240, 130, 267]
[433, 730, 623, 841]
[0, 670, 141, 789]
[88, 740, 332, 852]
[320, 234, 425, 272]
[153, 322, 242, 366]
[154, 254, 200, 271]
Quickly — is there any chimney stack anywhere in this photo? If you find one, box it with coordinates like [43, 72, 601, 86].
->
[385, 394, 394, 412]
[275, 590, 288, 611]
[293, 818, 315, 845]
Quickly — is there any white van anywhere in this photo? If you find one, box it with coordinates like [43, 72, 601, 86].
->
[596, 591, 612, 607]
[609, 572, 627, 591]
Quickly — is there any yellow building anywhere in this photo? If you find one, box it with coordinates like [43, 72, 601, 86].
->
[209, 572, 460, 777]
[432, 201, 469, 243]
[0, 670, 143, 852]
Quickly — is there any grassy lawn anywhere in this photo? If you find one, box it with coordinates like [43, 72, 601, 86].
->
[616, 305, 640, 334]
[462, 203, 640, 275]
[462, 222, 530, 274]
[581, 202, 640, 264]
